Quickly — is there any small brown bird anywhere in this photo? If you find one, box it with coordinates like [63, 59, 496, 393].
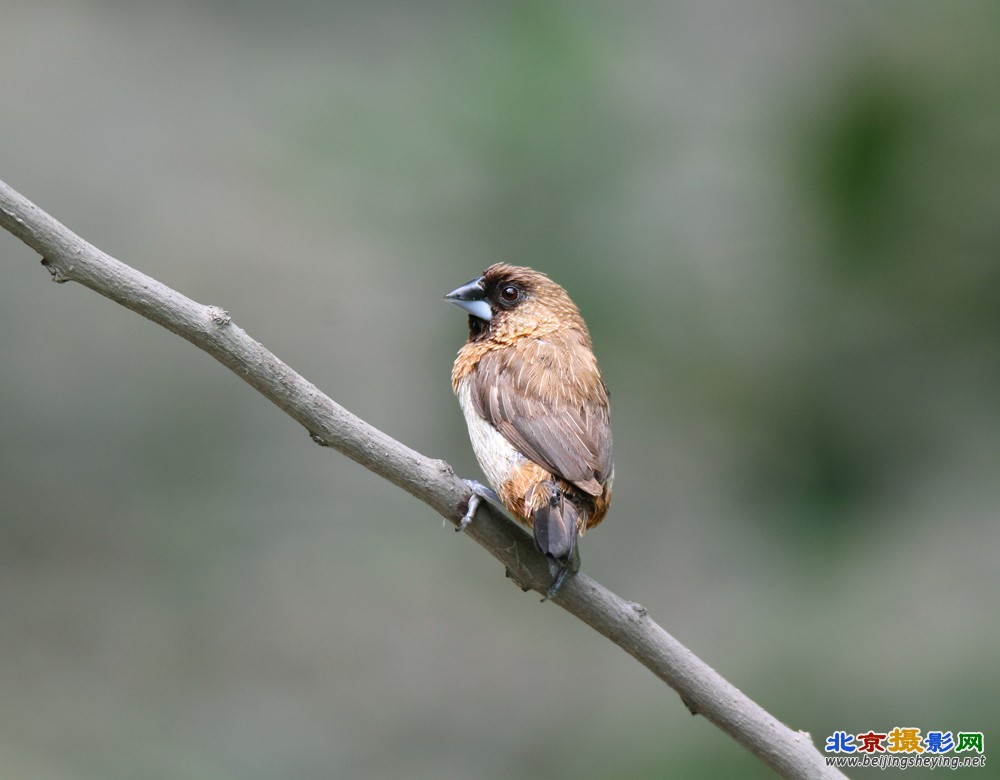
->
[444, 263, 613, 599]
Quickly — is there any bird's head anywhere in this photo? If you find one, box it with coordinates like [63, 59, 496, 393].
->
[444, 263, 587, 345]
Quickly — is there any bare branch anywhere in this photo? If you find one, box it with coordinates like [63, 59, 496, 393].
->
[0, 177, 846, 779]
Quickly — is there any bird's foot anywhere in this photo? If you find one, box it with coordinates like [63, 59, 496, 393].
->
[457, 479, 500, 532]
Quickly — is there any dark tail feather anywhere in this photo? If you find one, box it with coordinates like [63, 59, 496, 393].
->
[533, 490, 583, 600]
[532, 490, 581, 567]
[530, 484, 584, 599]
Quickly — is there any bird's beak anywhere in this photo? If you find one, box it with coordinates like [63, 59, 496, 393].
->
[444, 276, 492, 321]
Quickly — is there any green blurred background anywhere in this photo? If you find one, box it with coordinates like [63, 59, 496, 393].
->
[1, 1, 997, 778]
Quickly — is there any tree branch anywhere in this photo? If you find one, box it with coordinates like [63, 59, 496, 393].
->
[0, 177, 846, 779]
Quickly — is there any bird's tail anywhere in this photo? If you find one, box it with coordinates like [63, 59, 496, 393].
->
[532, 490, 578, 561]
[531, 485, 583, 597]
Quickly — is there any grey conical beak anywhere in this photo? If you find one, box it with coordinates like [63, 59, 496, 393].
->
[444, 276, 492, 321]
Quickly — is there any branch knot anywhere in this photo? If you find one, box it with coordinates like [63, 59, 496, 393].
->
[207, 305, 231, 326]
[41, 258, 70, 283]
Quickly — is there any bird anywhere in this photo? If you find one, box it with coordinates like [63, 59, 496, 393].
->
[444, 263, 613, 599]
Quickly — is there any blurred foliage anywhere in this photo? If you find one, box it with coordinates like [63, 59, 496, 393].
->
[1, 2, 998, 779]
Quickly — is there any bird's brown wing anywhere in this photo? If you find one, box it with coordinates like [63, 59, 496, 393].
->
[470, 341, 612, 496]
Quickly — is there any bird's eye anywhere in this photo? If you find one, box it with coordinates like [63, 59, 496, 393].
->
[499, 285, 520, 304]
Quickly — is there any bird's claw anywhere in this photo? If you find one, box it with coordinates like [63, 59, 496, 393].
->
[457, 479, 500, 532]
[458, 493, 480, 532]
[456, 479, 577, 602]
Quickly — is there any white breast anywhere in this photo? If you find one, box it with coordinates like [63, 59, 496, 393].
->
[456, 375, 527, 495]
